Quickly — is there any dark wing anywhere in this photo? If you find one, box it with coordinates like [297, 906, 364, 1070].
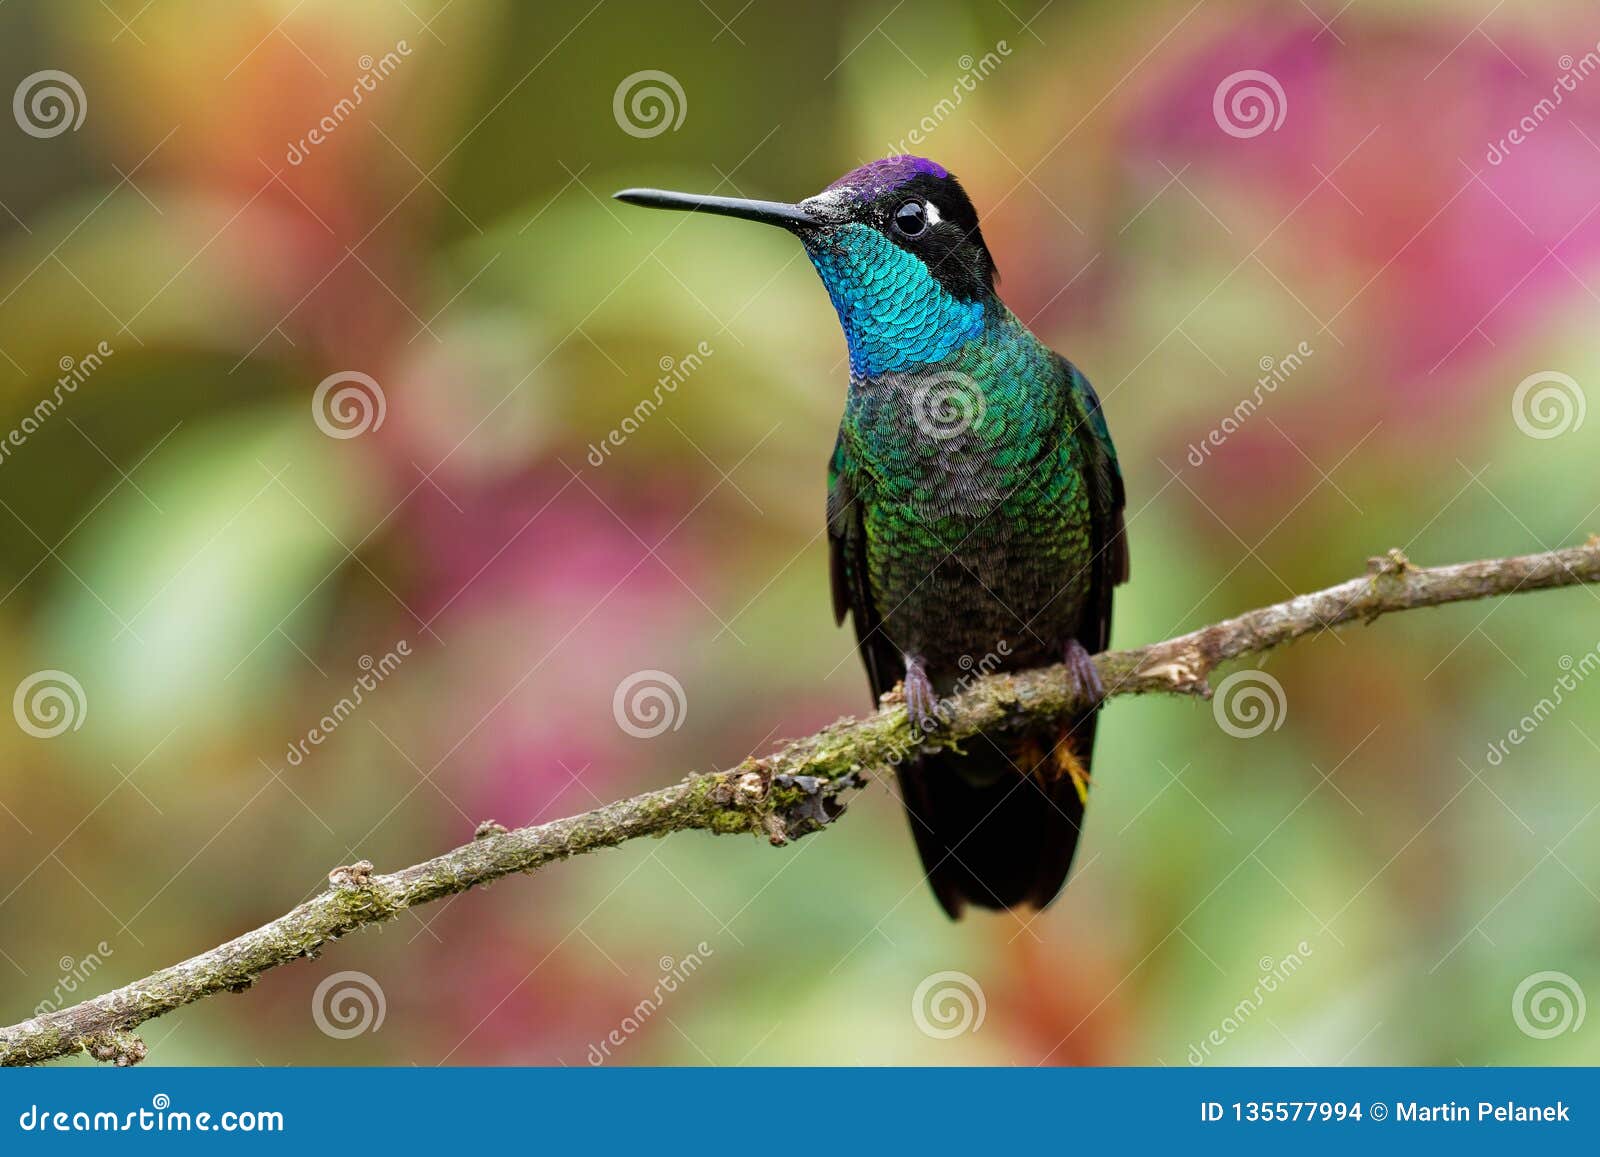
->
[1057, 355, 1128, 653]
[827, 433, 900, 703]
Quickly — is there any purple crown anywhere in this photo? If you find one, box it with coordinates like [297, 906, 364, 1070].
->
[824, 156, 949, 201]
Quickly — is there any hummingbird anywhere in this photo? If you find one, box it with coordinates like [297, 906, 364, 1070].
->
[616, 156, 1127, 918]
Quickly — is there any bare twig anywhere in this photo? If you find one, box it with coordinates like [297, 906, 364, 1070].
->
[4, 540, 1598, 1066]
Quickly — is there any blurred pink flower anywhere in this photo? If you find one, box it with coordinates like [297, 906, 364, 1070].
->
[1125, 16, 1600, 523]
[399, 470, 715, 824]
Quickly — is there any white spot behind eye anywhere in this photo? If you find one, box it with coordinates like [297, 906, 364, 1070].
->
[923, 201, 942, 226]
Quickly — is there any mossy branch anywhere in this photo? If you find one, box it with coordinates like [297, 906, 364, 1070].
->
[3, 540, 1598, 1066]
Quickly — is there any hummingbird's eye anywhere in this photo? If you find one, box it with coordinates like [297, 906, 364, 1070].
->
[892, 199, 928, 238]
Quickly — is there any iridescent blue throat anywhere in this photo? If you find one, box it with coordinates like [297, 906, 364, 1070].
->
[804, 224, 985, 377]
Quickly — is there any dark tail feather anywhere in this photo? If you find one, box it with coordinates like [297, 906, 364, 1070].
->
[896, 711, 1097, 920]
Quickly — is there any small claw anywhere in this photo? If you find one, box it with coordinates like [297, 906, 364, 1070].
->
[1063, 639, 1105, 708]
[902, 656, 941, 732]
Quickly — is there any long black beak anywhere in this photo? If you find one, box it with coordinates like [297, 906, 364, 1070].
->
[613, 188, 821, 231]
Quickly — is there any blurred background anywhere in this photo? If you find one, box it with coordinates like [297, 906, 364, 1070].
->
[1, 0, 1598, 1066]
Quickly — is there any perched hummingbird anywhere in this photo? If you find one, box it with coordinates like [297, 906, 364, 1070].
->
[616, 156, 1127, 918]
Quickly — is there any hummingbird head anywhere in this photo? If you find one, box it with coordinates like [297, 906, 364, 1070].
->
[615, 156, 998, 377]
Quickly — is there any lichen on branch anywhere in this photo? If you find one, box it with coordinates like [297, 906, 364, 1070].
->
[3, 539, 1597, 1067]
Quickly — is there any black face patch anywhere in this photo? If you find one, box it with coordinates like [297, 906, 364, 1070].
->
[865, 173, 998, 303]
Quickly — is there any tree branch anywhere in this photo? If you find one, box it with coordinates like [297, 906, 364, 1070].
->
[4, 541, 1598, 1066]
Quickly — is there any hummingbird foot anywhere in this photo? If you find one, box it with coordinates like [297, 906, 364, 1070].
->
[902, 655, 942, 732]
[1063, 638, 1105, 708]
